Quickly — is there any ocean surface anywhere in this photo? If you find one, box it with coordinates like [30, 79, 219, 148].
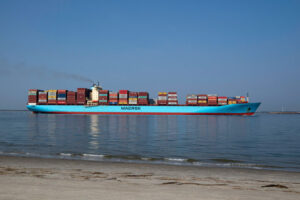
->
[0, 111, 300, 171]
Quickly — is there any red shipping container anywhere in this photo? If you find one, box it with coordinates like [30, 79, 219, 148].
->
[57, 100, 67, 105]
[157, 100, 167, 105]
[119, 90, 128, 94]
[77, 88, 87, 92]
[99, 90, 109, 94]
[58, 90, 67, 93]
[138, 92, 148, 95]
[129, 92, 138, 95]
[48, 100, 57, 104]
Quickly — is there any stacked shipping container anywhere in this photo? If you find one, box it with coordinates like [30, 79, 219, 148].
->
[168, 92, 178, 105]
[157, 92, 167, 105]
[186, 94, 197, 105]
[118, 90, 128, 105]
[129, 92, 138, 105]
[228, 97, 237, 104]
[99, 90, 109, 105]
[47, 90, 57, 104]
[57, 90, 67, 105]
[28, 88, 250, 107]
[138, 92, 149, 105]
[236, 96, 247, 103]
[77, 88, 87, 105]
[207, 94, 218, 106]
[197, 95, 208, 106]
[67, 91, 76, 105]
[218, 96, 228, 105]
[109, 92, 118, 105]
[38, 91, 47, 105]
[28, 89, 38, 105]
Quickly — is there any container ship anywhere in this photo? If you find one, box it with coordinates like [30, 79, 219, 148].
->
[26, 84, 261, 115]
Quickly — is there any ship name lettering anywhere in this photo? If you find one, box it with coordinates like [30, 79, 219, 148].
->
[121, 106, 141, 110]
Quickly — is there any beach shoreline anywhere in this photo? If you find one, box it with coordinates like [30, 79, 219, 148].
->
[1, 155, 299, 200]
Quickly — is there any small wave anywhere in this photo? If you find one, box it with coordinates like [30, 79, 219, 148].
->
[164, 158, 187, 162]
[83, 154, 105, 158]
[25, 152, 41, 157]
[0, 151, 290, 171]
[59, 153, 72, 157]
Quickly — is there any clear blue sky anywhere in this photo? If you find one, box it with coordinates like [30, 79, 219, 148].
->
[0, 0, 299, 111]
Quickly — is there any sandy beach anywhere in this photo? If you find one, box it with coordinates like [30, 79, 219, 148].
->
[0, 156, 299, 200]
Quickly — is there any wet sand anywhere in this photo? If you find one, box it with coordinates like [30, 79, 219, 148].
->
[0, 155, 300, 200]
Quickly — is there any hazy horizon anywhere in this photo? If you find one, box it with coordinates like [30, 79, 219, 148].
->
[0, 0, 299, 111]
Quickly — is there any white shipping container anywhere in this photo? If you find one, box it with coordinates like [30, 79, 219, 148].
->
[119, 94, 128, 98]
[168, 94, 177, 97]
[168, 102, 178, 105]
[28, 103, 37, 105]
[207, 94, 217, 97]
[158, 96, 167, 100]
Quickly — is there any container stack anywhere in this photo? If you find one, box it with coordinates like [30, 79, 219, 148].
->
[28, 90, 37, 105]
[228, 97, 237, 104]
[240, 96, 247, 103]
[168, 92, 178, 105]
[128, 92, 138, 105]
[47, 90, 57, 104]
[57, 90, 67, 105]
[77, 88, 87, 105]
[109, 92, 118, 105]
[138, 92, 149, 105]
[67, 91, 76, 105]
[157, 92, 167, 105]
[218, 96, 228, 106]
[186, 94, 198, 105]
[118, 90, 128, 105]
[207, 94, 218, 106]
[38, 91, 47, 105]
[99, 90, 109, 105]
[28, 89, 38, 105]
[235, 96, 246, 104]
[197, 95, 208, 106]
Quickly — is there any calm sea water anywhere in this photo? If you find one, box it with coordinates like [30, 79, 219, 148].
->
[0, 111, 300, 171]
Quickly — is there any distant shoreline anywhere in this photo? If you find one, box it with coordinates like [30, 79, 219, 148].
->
[0, 110, 28, 111]
[259, 111, 300, 114]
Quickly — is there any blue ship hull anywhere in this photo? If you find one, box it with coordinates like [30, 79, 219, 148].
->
[26, 103, 260, 115]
